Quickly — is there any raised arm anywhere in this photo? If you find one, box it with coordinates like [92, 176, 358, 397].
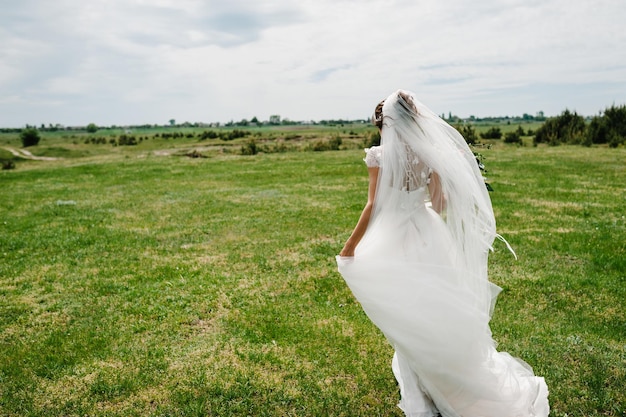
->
[339, 166, 379, 257]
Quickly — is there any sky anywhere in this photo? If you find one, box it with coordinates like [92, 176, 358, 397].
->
[1, 0, 625, 127]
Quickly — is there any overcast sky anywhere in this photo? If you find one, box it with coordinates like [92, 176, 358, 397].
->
[1, 0, 625, 127]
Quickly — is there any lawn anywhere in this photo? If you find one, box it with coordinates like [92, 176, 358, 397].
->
[0, 141, 624, 416]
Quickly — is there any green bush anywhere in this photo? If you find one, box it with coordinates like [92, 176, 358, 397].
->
[2, 160, 16, 170]
[311, 135, 342, 152]
[533, 109, 586, 145]
[587, 104, 626, 147]
[504, 131, 523, 144]
[222, 129, 250, 141]
[311, 140, 330, 151]
[364, 131, 381, 148]
[20, 128, 41, 147]
[199, 130, 219, 140]
[240, 139, 258, 155]
[480, 127, 503, 140]
[117, 134, 138, 146]
[329, 135, 342, 150]
[455, 124, 479, 145]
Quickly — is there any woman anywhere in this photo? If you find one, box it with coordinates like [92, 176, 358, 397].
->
[337, 90, 549, 417]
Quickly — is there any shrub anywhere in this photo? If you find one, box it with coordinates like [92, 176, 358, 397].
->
[365, 131, 381, 148]
[222, 129, 250, 141]
[480, 127, 502, 140]
[455, 124, 479, 145]
[20, 128, 41, 147]
[240, 140, 258, 155]
[272, 143, 288, 153]
[199, 130, 219, 140]
[587, 104, 626, 147]
[608, 131, 622, 148]
[117, 134, 138, 146]
[329, 135, 342, 150]
[504, 131, 523, 144]
[533, 109, 586, 145]
[2, 160, 16, 170]
[311, 136, 342, 152]
[311, 140, 331, 151]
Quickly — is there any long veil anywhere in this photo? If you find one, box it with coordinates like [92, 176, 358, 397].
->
[337, 90, 549, 416]
[371, 90, 499, 315]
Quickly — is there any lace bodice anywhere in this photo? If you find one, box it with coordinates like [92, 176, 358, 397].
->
[365, 146, 432, 191]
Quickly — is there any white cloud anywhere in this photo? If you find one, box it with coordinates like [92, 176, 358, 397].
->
[0, 0, 625, 126]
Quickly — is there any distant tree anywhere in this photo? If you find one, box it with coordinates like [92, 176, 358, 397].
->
[169, 119, 176, 126]
[250, 116, 259, 124]
[86, 123, 98, 133]
[533, 109, 586, 145]
[20, 128, 41, 147]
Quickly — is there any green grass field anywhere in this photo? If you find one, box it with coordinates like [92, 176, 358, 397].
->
[0, 134, 624, 416]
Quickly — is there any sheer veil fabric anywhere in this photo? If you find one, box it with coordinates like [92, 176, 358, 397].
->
[336, 90, 549, 417]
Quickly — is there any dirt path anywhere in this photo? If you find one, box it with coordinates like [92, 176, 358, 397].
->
[2, 147, 61, 161]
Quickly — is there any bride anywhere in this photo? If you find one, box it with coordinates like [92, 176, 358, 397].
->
[337, 90, 549, 417]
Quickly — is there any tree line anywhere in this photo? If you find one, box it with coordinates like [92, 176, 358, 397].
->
[533, 105, 626, 147]
[7, 104, 626, 149]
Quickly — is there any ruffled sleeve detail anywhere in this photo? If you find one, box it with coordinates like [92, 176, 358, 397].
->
[364, 146, 382, 168]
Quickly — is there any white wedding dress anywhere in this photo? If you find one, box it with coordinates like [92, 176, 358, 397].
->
[336, 90, 549, 417]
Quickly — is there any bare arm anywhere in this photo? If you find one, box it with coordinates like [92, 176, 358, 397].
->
[429, 171, 446, 214]
[339, 167, 379, 257]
